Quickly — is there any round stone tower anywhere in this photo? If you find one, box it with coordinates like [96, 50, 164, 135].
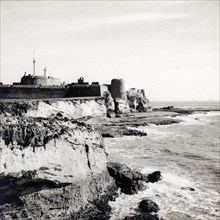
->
[110, 79, 126, 100]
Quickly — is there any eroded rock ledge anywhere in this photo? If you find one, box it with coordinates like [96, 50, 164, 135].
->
[0, 116, 116, 219]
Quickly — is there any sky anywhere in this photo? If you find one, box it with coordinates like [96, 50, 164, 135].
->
[0, 0, 219, 101]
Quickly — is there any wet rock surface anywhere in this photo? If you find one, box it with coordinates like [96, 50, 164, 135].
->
[122, 198, 160, 220]
[146, 171, 162, 183]
[107, 162, 146, 194]
[101, 127, 147, 138]
[85, 112, 182, 138]
[138, 199, 160, 213]
[107, 162, 163, 195]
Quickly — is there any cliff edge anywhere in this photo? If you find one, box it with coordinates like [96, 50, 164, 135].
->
[0, 98, 106, 119]
[0, 115, 116, 219]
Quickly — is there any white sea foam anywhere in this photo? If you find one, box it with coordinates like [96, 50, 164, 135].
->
[108, 111, 220, 220]
[164, 111, 220, 126]
[110, 169, 219, 220]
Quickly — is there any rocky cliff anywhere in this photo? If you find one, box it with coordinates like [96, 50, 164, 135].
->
[0, 98, 106, 119]
[127, 89, 150, 112]
[0, 115, 116, 219]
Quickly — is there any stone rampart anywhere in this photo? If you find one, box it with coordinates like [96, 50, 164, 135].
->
[0, 86, 68, 99]
[67, 85, 101, 98]
[0, 84, 106, 99]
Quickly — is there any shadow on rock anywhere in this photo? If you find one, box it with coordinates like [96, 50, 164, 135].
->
[107, 162, 146, 195]
[0, 172, 71, 205]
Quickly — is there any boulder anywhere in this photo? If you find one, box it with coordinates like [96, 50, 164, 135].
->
[107, 162, 145, 194]
[146, 171, 162, 183]
[138, 199, 160, 213]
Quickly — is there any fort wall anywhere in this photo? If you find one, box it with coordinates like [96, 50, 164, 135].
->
[66, 85, 101, 98]
[0, 86, 68, 99]
[0, 84, 106, 99]
[0, 76, 125, 100]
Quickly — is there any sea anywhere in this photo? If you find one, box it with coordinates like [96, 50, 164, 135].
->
[106, 102, 220, 220]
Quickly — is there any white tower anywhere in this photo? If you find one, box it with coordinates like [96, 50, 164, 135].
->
[44, 67, 47, 78]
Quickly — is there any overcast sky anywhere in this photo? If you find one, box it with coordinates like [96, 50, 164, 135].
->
[1, 0, 219, 101]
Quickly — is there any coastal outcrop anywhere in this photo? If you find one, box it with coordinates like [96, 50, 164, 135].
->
[0, 116, 116, 219]
[127, 88, 150, 112]
[123, 199, 160, 220]
[86, 111, 181, 138]
[107, 162, 163, 195]
[107, 162, 148, 194]
[122, 197, 160, 220]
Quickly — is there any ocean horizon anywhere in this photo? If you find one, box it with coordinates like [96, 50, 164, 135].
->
[150, 101, 220, 110]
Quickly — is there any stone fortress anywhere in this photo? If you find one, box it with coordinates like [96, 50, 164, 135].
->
[0, 58, 125, 100]
[0, 58, 150, 112]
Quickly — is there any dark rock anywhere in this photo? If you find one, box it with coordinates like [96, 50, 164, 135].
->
[56, 112, 63, 117]
[161, 106, 174, 110]
[123, 213, 159, 220]
[122, 129, 147, 136]
[146, 171, 162, 183]
[181, 187, 195, 191]
[102, 133, 114, 138]
[138, 199, 160, 213]
[107, 162, 145, 194]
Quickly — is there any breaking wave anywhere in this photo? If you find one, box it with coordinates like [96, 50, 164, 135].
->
[106, 111, 220, 220]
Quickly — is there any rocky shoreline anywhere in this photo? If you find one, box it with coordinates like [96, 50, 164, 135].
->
[0, 99, 219, 219]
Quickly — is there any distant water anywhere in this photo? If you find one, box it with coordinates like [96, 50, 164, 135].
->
[151, 101, 220, 110]
[106, 102, 220, 220]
